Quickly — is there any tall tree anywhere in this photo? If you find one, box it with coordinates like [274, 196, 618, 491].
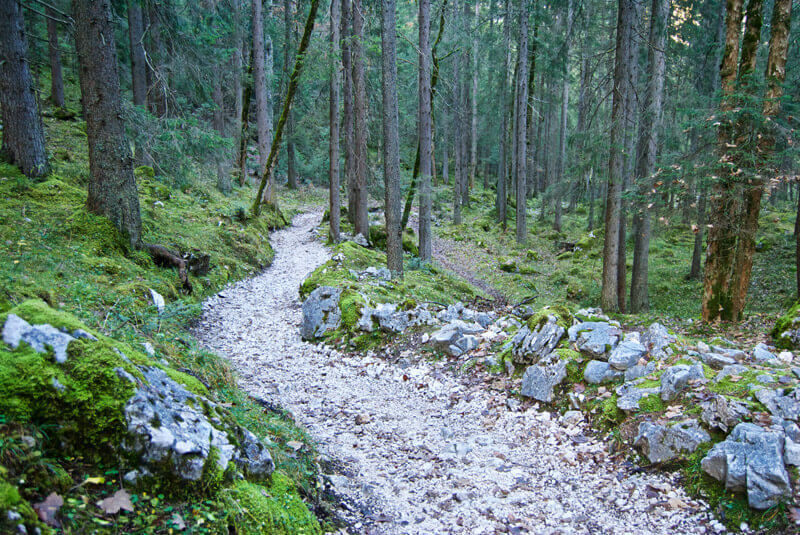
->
[147, 5, 168, 117]
[0, 0, 50, 178]
[496, 0, 511, 228]
[72, 0, 142, 247]
[284, 0, 299, 189]
[418, 0, 433, 261]
[128, 0, 147, 107]
[329, 0, 341, 242]
[469, 0, 479, 189]
[341, 0, 356, 224]
[253, 0, 321, 214]
[554, 0, 573, 233]
[514, 0, 530, 244]
[253, 0, 274, 196]
[382, 0, 403, 277]
[351, 0, 369, 237]
[213, 68, 231, 194]
[629, 0, 669, 312]
[600, 0, 636, 312]
[45, 6, 65, 108]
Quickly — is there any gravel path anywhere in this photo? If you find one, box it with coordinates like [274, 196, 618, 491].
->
[196, 211, 719, 535]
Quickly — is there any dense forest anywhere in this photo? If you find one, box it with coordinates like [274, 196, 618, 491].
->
[1, 0, 800, 532]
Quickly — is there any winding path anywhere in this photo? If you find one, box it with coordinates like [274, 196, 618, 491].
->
[197, 211, 719, 535]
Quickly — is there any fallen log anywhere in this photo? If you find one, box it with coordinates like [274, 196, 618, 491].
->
[145, 243, 192, 293]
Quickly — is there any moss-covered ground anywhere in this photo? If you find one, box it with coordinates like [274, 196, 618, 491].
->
[0, 101, 329, 532]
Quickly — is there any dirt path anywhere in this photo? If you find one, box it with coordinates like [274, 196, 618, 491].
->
[196, 211, 719, 535]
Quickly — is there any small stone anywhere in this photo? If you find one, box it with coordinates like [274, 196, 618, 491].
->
[753, 343, 776, 363]
[355, 413, 371, 425]
[149, 288, 166, 314]
[608, 340, 647, 371]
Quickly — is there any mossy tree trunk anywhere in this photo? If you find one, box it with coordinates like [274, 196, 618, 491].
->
[73, 0, 142, 249]
[329, 0, 341, 242]
[382, 0, 403, 278]
[0, 0, 50, 178]
[45, 6, 65, 109]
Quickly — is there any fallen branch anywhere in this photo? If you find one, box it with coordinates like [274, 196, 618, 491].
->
[145, 244, 192, 293]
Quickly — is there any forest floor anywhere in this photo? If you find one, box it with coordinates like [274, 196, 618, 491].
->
[196, 209, 723, 535]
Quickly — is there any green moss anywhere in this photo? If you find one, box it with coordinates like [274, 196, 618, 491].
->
[526, 305, 572, 331]
[222, 472, 321, 535]
[772, 300, 800, 349]
[637, 394, 666, 413]
[601, 394, 625, 425]
[339, 289, 366, 330]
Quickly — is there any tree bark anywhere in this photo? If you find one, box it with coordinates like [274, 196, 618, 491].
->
[72, 0, 142, 248]
[418, 0, 433, 261]
[253, 0, 321, 214]
[329, 0, 341, 242]
[469, 0, 479, 190]
[351, 0, 369, 236]
[554, 0, 572, 233]
[496, 0, 511, 228]
[128, 0, 147, 107]
[46, 6, 65, 108]
[253, 0, 273, 196]
[341, 0, 356, 224]
[629, 0, 669, 312]
[514, 0, 529, 245]
[213, 68, 231, 194]
[0, 0, 50, 178]
[146, 5, 168, 117]
[237, 47, 254, 185]
[382, 0, 403, 277]
[284, 0, 298, 189]
[600, 0, 635, 312]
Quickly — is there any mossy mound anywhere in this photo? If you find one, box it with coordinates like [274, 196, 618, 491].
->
[222, 472, 321, 535]
[772, 300, 800, 349]
[525, 305, 573, 331]
[369, 224, 420, 256]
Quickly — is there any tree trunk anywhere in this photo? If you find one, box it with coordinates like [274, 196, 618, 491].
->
[496, 0, 511, 227]
[284, 0, 298, 189]
[253, 0, 273, 195]
[629, 0, 669, 312]
[0, 0, 50, 178]
[453, 34, 463, 225]
[147, 6, 168, 117]
[469, 0, 479, 190]
[72, 0, 142, 248]
[418, 0, 433, 261]
[253, 0, 321, 214]
[237, 47, 254, 185]
[46, 7, 65, 108]
[600, 0, 635, 312]
[128, 0, 147, 107]
[689, 187, 707, 279]
[554, 0, 572, 233]
[351, 0, 369, 237]
[213, 68, 231, 194]
[514, 0, 529, 245]
[341, 0, 356, 224]
[382, 0, 403, 277]
[329, 0, 341, 242]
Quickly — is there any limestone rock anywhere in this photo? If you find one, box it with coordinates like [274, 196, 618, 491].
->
[511, 315, 565, 364]
[714, 364, 748, 383]
[608, 340, 647, 371]
[701, 352, 736, 370]
[753, 343, 777, 363]
[568, 322, 622, 358]
[428, 320, 484, 357]
[701, 423, 791, 510]
[584, 360, 623, 384]
[616, 383, 660, 412]
[660, 364, 705, 401]
[641, 322, 675, 359]
[125, 367, 274, 481]
[634, 420, 710, 463]
[520, 354, 567, 403]
[3, 313, 77, 364]
[700, 395, 750, 432]
[754, 387, 800, 421]
[301, 286, 342, 340]
[624, 361, 656, 382]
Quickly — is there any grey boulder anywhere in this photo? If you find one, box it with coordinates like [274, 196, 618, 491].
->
[3, 313, 84, 364]
[624, 361, 656, 381]
[608, 339, 647, 371]
[301, 286, 342, 340]
[520, 353, 567, 403]
[615, 383, 660, 412]
[568, 322, 622, 358]
[634, 419, 710, 463]
[755, 387, 800, 421]
[641, 322, 675, 359]
[753, 343, 777, 363]
[660, 363, 705, 401]
[125, 367, 274, 481]
[714, 364, 749, 383]
[584, 360, 623, 384]
[701, 423, 791, 510]
[511, 315, 565, 364]
[700, 394, 750, 432]
[429, 319, 484, 357]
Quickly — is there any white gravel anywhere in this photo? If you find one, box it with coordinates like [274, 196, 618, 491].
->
[196, 211, 721, 534]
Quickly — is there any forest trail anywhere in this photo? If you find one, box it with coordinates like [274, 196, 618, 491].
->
[196, 211, 716, 535]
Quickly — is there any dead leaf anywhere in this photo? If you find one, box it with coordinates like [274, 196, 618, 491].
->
[171, 512, 187, 531]
[287, 440, 303, 451]
[98, 489, 134, 515]
[34, 492, 63, 527]
[83, 476, 105, 485]
[667, 497, 688, 510]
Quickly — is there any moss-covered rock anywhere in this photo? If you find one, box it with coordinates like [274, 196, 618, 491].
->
[772, 300, 800, 349]
[526, 305, 573, 331]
